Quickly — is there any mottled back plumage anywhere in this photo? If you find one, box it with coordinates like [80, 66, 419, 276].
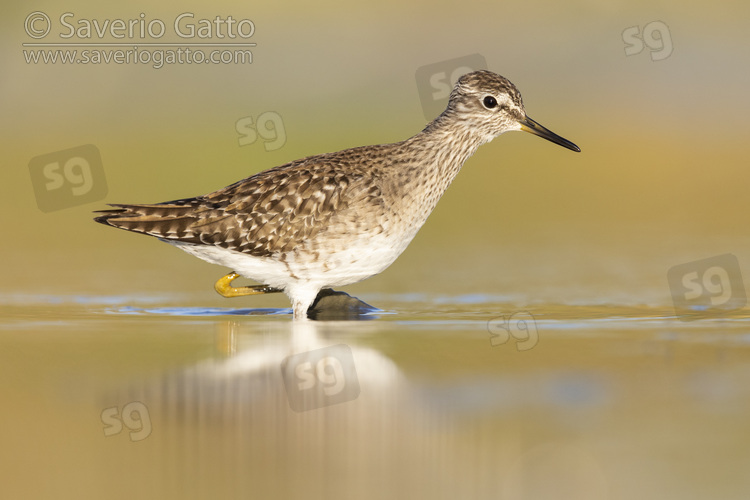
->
[96, 150, 385, 258]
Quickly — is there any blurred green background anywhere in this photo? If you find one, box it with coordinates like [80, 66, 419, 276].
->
[3, 0, 749, 305]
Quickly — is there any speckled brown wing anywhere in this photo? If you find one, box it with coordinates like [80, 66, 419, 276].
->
[94, 150, 385, 258]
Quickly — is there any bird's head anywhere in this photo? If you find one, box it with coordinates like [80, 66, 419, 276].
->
[445, 70, 580, 152]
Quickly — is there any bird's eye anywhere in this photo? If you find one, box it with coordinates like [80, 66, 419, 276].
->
[483, 96, 497, 109]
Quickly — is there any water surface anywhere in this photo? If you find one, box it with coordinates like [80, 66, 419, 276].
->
[2, 294, 749, 500]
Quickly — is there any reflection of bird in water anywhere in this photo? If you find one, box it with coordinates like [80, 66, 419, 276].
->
[110, 320, 404, 418]
[95, 71, 580, 319]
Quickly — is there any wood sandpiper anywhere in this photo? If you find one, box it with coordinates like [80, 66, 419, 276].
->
[95, 70, 580, 319]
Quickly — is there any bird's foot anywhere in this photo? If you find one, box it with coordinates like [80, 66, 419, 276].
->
[214, 272, 282, 298]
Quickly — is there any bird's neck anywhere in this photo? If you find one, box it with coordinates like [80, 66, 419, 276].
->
[384, 113, 488, 235]
[404, 111, 487, 195]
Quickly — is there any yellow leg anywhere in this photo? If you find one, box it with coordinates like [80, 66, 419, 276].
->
[214, 272, 282, 298]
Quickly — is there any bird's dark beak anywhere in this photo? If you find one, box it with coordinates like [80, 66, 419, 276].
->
[519, 115, 580, 153]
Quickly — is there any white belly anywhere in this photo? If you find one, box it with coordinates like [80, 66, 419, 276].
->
[164, 228, 412, 292]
